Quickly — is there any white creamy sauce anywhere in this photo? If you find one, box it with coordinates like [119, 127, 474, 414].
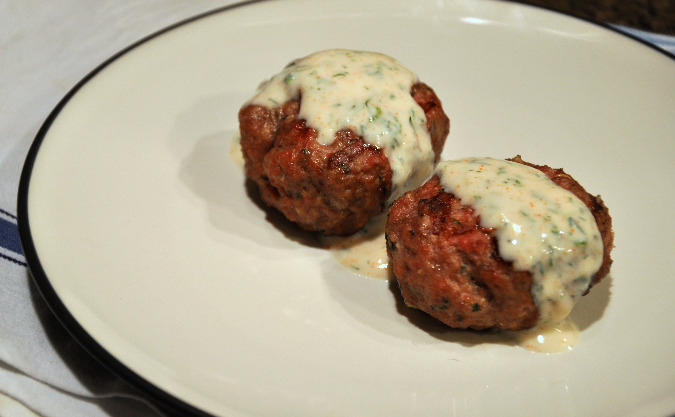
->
[436, 157, 603, 325]
[229, 134, 245, 168]
[248, 49, 435, 200]
[322, 213, 390, 280]
[512, 318, 580, 353]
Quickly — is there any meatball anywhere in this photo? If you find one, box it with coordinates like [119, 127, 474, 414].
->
[239, 82, 449, 236]
[385, 156, 614, 331]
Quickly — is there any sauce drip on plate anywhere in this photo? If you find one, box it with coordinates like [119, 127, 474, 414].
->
[322, 214, 390, 280]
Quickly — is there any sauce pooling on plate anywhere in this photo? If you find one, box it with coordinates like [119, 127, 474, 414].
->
[435, 157, 604, 325]
[248, 49, 435, 200]
[322, 213, 390, 280]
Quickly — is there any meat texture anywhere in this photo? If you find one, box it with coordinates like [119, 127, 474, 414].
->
[385, 156, 614, 331]
[239, 82, 449, 236]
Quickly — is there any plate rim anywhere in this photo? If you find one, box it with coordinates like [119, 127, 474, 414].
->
[15, 0, 675, 415]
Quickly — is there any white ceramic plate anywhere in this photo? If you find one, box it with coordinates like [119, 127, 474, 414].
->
[18, 0, 675, 416]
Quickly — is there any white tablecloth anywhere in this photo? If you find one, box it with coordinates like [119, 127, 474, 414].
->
[0, 2, 237, 416]
[0, 1, 673, 416]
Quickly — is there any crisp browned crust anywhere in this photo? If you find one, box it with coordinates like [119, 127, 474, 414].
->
[239, 82, 449, 236]
[385, 156, 614, 330]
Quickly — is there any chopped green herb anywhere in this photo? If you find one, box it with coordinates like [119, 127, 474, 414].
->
[568, 217, 585, 233]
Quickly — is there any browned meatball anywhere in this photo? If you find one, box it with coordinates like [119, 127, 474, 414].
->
[385, 156, 614, 331]
[239, 82, 449, 236]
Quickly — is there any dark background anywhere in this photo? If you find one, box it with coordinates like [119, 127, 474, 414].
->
[509, 0, 674, 34]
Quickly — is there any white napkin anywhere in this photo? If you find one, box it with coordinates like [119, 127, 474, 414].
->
[1, 1, 673, 415]
[0, 1, 235, 416]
